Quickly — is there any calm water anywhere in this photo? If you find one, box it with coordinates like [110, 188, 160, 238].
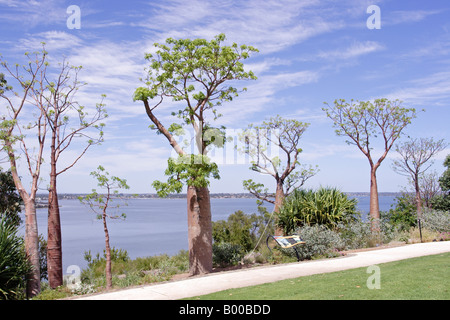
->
[18, 196, 395, 272]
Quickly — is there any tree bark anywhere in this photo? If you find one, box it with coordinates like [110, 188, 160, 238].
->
[47, 174, 63, 288]
[274, 179, 285, 236]
[187, 186, 212, 276]
[103, 211, 112, 290]
[414, 173, 423, 220]
[24, 198, 41, 298]
[369, 167, 381, 234]
[6, 142, 41, 297]
[143, 102, 214, 276]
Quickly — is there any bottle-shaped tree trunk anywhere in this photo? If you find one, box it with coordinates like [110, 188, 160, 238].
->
[187, 186, 212, 276]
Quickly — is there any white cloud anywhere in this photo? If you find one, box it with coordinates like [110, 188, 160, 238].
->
[138, 0, 345, 54]
[385, 9, 443, 25]
[316, 41, 384, 60]
[0, 0, 68, 27]
[385, 71, 450, 107]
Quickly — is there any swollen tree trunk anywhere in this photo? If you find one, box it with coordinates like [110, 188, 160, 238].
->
[144, 105, 214, 276]
[47, 129, 63, 288]
[187, 186, 212, 276]
[24, 198, 41, 297]
[274, 179, 285, 236]
[47, 173, 63, 288]
[7, 143, 41, 297]
[369, 167, 381, 234]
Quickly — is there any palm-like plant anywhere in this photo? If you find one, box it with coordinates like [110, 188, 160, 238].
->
[0, 216, 32, 300]
[278, 187, 359, 234]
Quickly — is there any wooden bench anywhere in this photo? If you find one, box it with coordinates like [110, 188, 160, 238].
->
[266, 235, 305, 261]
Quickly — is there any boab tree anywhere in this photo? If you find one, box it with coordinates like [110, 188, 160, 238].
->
[0, 48, 48, 297]
[44, 60, 107, 288]
[239, 115, 318, 235]
[392, 137, 447, 219]
[323, 98, 417, 233]
[134, 34, 258, 275]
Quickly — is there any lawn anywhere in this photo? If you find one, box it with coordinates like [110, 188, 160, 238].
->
[187, 252, 450, 300]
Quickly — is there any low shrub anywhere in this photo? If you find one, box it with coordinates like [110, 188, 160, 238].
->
[421, 209, 450, 233]
[81, 248, 189, 289]
[212, 242, 244, 267]
[292, 225, 345, 260]
[381, 193, 417, 230]
[278, 187, 359, 234]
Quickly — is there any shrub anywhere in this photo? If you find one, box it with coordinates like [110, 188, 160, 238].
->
[80, 248, 189, 289]
[421, 209, 450, 233]
[0, 217, 31, 300]
[337, 219, 372, 249]
[278, 187, 359, 234]
[292, 225, 345, 260]
[212, 242, 244, 267]
[382, 193, 417, 230]
[212, 208, 273, 252]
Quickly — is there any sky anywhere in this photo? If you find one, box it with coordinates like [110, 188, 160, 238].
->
[0, 0, 449, 194]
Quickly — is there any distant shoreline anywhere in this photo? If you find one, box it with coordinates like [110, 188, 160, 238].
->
[34, 192, 402, 201]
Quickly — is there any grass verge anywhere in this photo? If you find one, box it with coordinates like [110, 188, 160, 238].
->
[187, 252, 450, 300]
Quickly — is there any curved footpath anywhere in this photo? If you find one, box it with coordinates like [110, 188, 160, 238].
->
[74, 241, 450, 300]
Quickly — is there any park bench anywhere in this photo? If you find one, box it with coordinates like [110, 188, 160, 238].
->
[266, 235, 305, 262]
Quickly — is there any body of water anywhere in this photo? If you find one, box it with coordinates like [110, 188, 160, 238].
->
[18, 195, 396, 272]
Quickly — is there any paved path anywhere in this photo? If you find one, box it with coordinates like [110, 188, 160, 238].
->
[74, 241, 450, 300]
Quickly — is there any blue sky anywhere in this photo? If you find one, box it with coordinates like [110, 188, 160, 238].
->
[0, 0, 449, 194]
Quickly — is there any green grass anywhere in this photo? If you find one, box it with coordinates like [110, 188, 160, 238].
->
[187, 253, 450, 300]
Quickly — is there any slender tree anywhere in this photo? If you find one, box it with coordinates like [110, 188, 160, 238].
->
[43, 60, 107, 289]
[79, 166, 129, 290]
[134, 34, 258, 275]
[0, 47, 49, 296]
[392, 137, 447, 219]
[323, 98, 417, 233]
[239, 115, 318, 235]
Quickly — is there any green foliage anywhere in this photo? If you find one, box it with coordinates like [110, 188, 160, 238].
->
[0, 217, 31, 300]
[381, 193, 417, 230]
[432, 154, 450, 211]
[0, 169, 23, 227]
[439, 154, 450, 191]
[82, 247, 131, 279]
[212, 242, 244, 268]
[133, 33, 258, 109]
[421, 209, 450, 233]
[38, 234, 48, 281]
[152, 155, 220, 197]
[135, 34, 258, 197]
[431, 195, 450, 211]
[293, 225, 345, 260]
[240, 115, 318, 203]
[323, 98, 417, 150]
[213, 210, 254, 252]
[81, 248, 189, 287]
[212, 208, 274, 252]
[277, 187, 359, 234]
[79, 165, 130, 219]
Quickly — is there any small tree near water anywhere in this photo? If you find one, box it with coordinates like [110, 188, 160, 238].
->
[78, 166, 129, 290]
[323, 98, 417, 235]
